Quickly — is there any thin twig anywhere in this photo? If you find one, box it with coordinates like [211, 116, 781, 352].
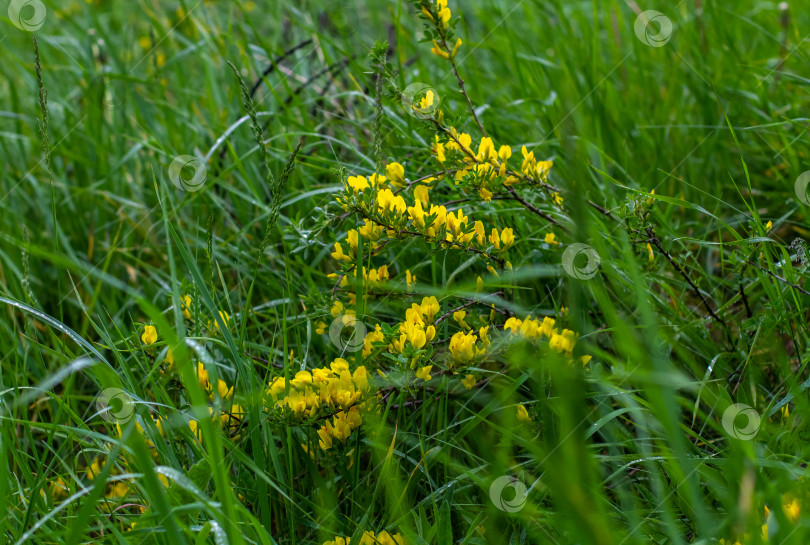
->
[747, 260, 810, 296]
[644, 227, 736, 349]
[435, 291, 505, 325]
[440, 35, 486, 137]
[249, 40, 314, 98]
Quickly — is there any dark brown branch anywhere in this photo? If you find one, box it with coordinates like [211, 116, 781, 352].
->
[747, 260, 810, 296]
[644, 227, 736, 349]
[249, 40, 314, 98]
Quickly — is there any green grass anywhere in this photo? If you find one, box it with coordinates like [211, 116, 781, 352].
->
[2, 0, 810, 543]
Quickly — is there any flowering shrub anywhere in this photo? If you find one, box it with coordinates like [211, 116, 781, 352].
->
[14, 0, 809, 543]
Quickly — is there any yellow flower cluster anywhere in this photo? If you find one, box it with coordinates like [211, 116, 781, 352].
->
[448, 328, 488, 364]
[182, 362, 247, 440]
[720, 496, 802, 544]
[336, 162, 515, 273]
[432, 129, 558, 205]
[389, 296, 440, 356]
[504, 315, 590, 364]
[268, 359, 370, 417]
[329, 264, 391, 290]
[196, 362, 235, 401]
[267, 359, 372, 450]
[323, 531, 406, 545]
[317, 407, 363, 450]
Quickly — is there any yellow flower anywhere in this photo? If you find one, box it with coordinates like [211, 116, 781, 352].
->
[331, 242, 351, 262]
[211, 310, 229, 333]
[431, 41, 450, 60]
[404, 321, 428, 349]
[476, 137, 496, 163]
[536, 160, 553, 181]
[474, 221, 486, 246]
[516, 404, 531, 422]
[765, 220, 773, 231]
[347, 175, 370, 194]
[377, 188, 407, 216]
[315, 321, 327, 335]
[141, 325, 158, 346]
[476, 276, 484, 292]
[549, 329, 577, 356]
[451, 37, 462, 58]
[420, 296, 440, 322]
[479, 187, 493, 201]
[385, 162, 406, 188]
[416, 365, 433, 381]
[580, 355, 592, 366]
[368, 173, 387, 188]
[488, 228, 500, 250]
[188, 419, 202, 440]
[784, 498, 800, 523]
[346, 229, 359, 253]
[453, 310, 469, 329]
[181, 294, 193, 319]
[544, 232, 558, 246]
[408, 199, 427, 231]
[405, 270, 416, 291]
[462, 374, 476, 390]
[47, 477, 69, 500]
[420, 91, 435, 113]
[196, 362, 210, 390]
[646, 243, 654, 262]
[414, 184, 430, 207]
[499, 228, 515, 249]
[433, 135, 447, 163]
[212, 379, 234, 401]
[449, 331, 482, 363]
[479, 325, 490, 346]
[164, 348, 175, 369]
[437, 0, 451, 28]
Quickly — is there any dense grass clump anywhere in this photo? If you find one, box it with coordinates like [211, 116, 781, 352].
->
[2, 1, 810, 544]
